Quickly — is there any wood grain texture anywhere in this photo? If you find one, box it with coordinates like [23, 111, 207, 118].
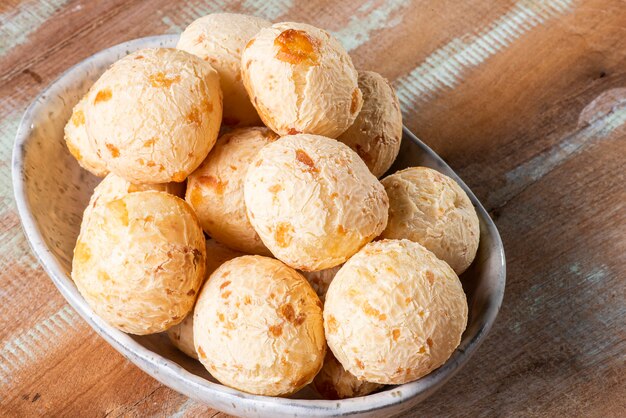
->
[1, 0, 625, 417]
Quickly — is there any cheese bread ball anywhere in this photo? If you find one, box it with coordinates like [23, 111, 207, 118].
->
[337, 71, 402, 178]
[241, 22, 362, 137]
[64, 95, 109, 177]
[177, 13, 271, 126]
[186, 127, 277, 254]
[324, 239, 468, 384]
[380, 167, 480, 274]
[194, 255, 325, 396]
[168, 239, 244, 359]
[300, 265, 340, 303]
[72, 191, 206, 335]
[313, 352, 382, 399]
[84, 48, 222, 183]
[244, 134, 389, 271]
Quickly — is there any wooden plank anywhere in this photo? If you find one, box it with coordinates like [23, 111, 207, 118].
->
[0, 0, 624, 416]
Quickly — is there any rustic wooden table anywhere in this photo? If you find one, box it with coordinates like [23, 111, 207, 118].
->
[1, 0, 625, 416]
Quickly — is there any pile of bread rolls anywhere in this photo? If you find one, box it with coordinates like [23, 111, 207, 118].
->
[67, 13, 479, 399]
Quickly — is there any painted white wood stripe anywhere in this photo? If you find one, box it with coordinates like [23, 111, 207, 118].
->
[160, 0, 295, 33]
[0, 305, 79, 386]
[488, 99, 626, 207]
[332, 0, 409, 52]
[394, 0, 576, 110]
[0, 0, 71, 57]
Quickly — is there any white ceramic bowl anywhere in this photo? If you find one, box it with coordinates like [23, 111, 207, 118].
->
[12, 35, 505, 417]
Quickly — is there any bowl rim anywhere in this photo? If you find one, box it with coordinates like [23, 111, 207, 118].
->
[12, 34, 506, 417]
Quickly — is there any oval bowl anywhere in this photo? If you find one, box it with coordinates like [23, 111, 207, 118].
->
[12, 34, 505, 417]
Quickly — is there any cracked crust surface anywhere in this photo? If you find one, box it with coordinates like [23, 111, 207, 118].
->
[72, 190, 206, 335]
[177, 13, 270, 126]
[64, 95, 109, 177]
[324, 239, 468, 384]
[380, 167, 480, 274]
[186, 127, 277, 255]
[194, 255, 325, 396]
[241, 22, 361, 137]
[244, 134, 389, 271]
[84, 48, 222, 183]
[337, 71, 403, 178]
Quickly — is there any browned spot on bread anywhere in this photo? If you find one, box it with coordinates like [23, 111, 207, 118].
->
[326, 315, 338, 333]
[295, 149, 318, 173]
[66, 140, 82, 161]
[165, 289, 174, 295]
[418, 346, 426, 354]
[196, 34, 206, 44]
[221, 290, 232, 299]
[269, 184, 282, 193]
[427, 338, 433, 347]
[337, 225, 346, 235]
[199, 175, 227, 194]
[149, 72, 181, 88]
[244, 295, 252, 305]
[218, 313, 225, 322]
[94, 89, 112, 104]
[146, 160, 156, 167]
[172, 171, 187, 182]
[105, 143, 120, 158]
[189, 186, 203, 208]
[392, 329, 400, 341]
[350, 88, 360, 114]
[187, 289, 196, 296]
[71, 109, 85, 126]
[269, 324, 283, 337]
[294, 313, 306, 326]
[197, 346, 206, 359]
[220, 281, 231, 290]
[279, 303, 295, 322]
[274, 29, 319, 66]
[143, 137, 157, 148]
[275, 222, 294, 247]
[186, 107, 201, 125]
[287, 128, 300, 135]
[363, 301, 387, 321]
[245, 38, 255, 49]
[74, 241, 91, 264]
[134, 55, 144, 59]
[107, 199, 128, 227]
[355, 359, 365, 369]
[425, 271, 435, 285]
[201, 99, 213, 113]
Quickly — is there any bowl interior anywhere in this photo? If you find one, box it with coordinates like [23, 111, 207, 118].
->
[13, 35, 505, 417]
